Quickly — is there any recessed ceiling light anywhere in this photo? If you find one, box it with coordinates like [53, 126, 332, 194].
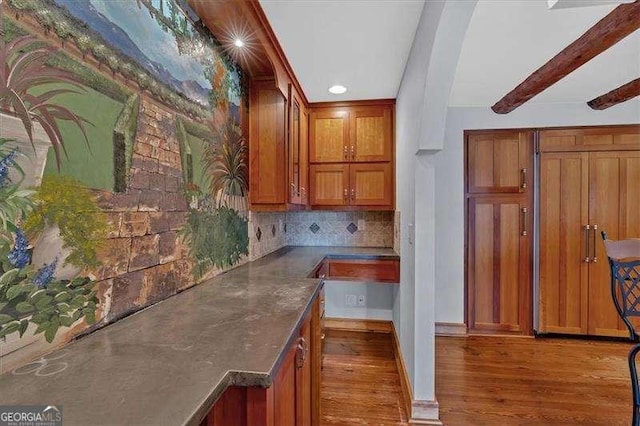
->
[234, 39, 245, 48]
[328, 85, 347, 95]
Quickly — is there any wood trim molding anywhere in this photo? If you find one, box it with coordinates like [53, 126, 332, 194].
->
[391, 321, 413, 421]
[410, 400, 442, 425]
[309, 98, 396, 109]
[491, 1, 640, 114]
[435, 322, 467, 337]
[587, 78, 640, 110]
[323, 318, 392, 333]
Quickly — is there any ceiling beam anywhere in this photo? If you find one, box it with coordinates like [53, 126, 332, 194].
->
[491, 0, 640, 114]
[587, 78, 640, 109]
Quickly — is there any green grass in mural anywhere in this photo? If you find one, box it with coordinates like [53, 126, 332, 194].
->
[37, 84, 124, 190]
[186, 132, 210, 193]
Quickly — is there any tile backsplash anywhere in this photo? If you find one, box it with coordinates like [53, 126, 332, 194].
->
[249, 212, 286, 260]
[286, 211, 393, 247]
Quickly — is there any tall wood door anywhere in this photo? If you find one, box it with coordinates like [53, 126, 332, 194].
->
[349, 163, 393, 206]
[467, 131, 532, 194]
[249, 80, 286, 205]
[309, 110, 349, 163]
[467, 195, 532, 334]
[309, 164, 349, 206]
[288, 89, 303, 205]
[539, 152, 590, 335]
[588, 151, 640, 337]
[350, 106, 392, 162]
[274, 338, 297, 426]
[300, 107, 309, 205]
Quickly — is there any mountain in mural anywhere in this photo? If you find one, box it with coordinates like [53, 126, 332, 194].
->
[53, 0, 211, 107]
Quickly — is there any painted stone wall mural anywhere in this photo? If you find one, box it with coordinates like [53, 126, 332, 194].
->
[0, 0, 249, 372]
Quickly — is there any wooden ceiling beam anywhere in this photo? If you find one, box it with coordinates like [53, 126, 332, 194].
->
[492, 0, 640, 114]
[587, 78, 640, 109]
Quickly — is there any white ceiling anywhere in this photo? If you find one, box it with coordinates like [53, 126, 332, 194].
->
[259, 0, 425, 102]
[450, 0, 640, 107]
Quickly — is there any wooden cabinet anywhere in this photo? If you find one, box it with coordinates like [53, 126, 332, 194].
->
[539, 149, 640, 337]
[465, 130, 533, 336]
[310, 257, 400, 284]
[539, 125, 640, 152]
[467, 130, 532, 194]
[249, 79, 287, 207]
[203, 293, 322, 426]
[308, 101, 394, 211]
[249, 80, 308, 211]
[467, 196, 532, 334]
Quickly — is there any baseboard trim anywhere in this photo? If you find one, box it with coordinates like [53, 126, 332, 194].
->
[391, 323, 413, 419]
[435, 322, 467, 336]
[323, 317, 393, 333]
[410, 399, 442, 425]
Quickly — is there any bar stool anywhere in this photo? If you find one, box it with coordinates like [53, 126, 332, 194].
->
[602, 232, 640, 426]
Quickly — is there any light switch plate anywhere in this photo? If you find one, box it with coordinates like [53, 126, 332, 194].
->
[357, 219, 365, 230]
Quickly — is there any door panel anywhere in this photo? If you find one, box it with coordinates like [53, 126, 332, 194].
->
[274, 341, 296, 426]
[588, 151, 640, 337]
[296, 317, 312, 426]
[288, 90, 302, 205]
[350, 106, 392, 162]
[309, 110, 349, 163]
[538, 153, 589, 334]
[349, 163, 392, 207]
[309, 164, 348, 206]
[468, 196, 532, 334]
[467, 131, 532, 194]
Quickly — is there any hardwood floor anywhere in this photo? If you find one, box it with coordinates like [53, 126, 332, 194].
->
[437, 335, 632, 425]
[321, 329, 409, 425]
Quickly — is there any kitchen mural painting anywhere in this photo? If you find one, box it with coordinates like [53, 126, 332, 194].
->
[0, 0, 248, 361]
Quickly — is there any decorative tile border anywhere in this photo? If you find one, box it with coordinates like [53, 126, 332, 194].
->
[285, 211, 393, 247]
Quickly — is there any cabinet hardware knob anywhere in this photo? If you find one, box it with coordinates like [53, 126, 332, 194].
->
[343, 145, 348, 160]
[351, 145, 355, 159]
[296, 337, 309, 369]
[343, 188, 348, 201]
[584, 225, 591, 263]
[351, 188, 355, 201]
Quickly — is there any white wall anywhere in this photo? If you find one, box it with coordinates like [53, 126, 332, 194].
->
[434, 100, 640, 324]
[324, 281, 397, 320]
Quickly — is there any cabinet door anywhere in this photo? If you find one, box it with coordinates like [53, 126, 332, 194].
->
[274, 339, 297, 426]
[309, 110, 349, 163]
[540, 125, 640, 152]
[350, 106, 392, 162]
[288, 89, 303, 205]
[300, 107, 309, 205]
[296, 316, 312, 426]
[467, 196, 532, 334]
[309, 164, 349, 207]
[588, 151, 640, 337]
[349, 163, 393, 207]
[250, 80, 286, 205]
[538, 152, 589, 335]
[467, 131, 532, 194]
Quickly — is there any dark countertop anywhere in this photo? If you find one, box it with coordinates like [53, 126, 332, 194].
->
[0, 246, 398, 426]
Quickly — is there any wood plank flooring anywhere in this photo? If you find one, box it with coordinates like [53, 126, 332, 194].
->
[321, 329, 409, 425]
[436, 335, 632, 425]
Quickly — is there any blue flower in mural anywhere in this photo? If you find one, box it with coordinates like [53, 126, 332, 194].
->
[0, 149, 18, 187]
[33, 258, 58, 288]
[8, 228, 31, 269]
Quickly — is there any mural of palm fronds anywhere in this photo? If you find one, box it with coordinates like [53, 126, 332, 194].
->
[204, 120, 248, 214]
[0, 14, 92, 169]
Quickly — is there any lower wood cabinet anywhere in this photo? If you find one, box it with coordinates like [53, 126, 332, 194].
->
[311, 258, 400, 284]
[467, 195, 532, 335]
[203, 293, 322, 426]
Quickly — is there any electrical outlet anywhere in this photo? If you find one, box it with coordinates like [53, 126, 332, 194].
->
[345, 294, 357, 307]
[357, 219, 366, 230]
[279, 219, 283, 232]
[357, 295, 365, 306]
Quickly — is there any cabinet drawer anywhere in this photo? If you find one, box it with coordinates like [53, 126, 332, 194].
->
[327, 259, 399, 283]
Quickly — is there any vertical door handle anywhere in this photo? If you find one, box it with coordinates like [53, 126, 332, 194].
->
[584, 225, 591, 263]
[343, 145, 348, 160]
[290, 183, 297, 197]
[351, 188, 355, 201]
[592, 224, 598, 263]
[521, 207, 528, 236]
[343, 188, 348, 202]
[351, 145, 355, 159]
[520, 168, 527, 190]
[296, 337, 309, 369]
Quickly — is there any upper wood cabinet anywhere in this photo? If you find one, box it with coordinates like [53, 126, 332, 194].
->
[309, 110, 349, 163]
[350, 106, 393, 162]
[467, 130, 533, 194]
[308, 100, 395, 211]
[539, 125, 640, 152]
[249, 79, 287, 207]
[288, 86, 307, 206]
